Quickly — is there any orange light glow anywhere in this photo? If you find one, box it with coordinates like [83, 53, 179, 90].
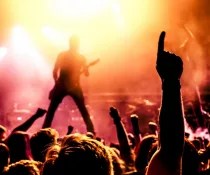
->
[3, 0, 193, 95]
[42, 26, 69, 48]
[12, 25, 31, 54]
[5, 0, 164, 62]
[11, 26, 48, 71]
[51, 0, 111, 18]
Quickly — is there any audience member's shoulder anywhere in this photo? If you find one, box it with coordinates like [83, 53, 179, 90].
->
[124, 171, 144, 175]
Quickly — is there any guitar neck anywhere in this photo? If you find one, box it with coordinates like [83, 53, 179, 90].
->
[81, 59, 99, 73]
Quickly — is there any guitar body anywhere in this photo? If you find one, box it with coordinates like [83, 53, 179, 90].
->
[49, 59, 100, 100]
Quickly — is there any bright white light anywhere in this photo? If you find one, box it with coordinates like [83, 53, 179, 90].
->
[42, 26, 54, 36]
[13, 25, 23, 32]
[17, 117, 22, 121]
[51, 0, 110, 18]
[11, 25, 48, 71]
[12, 25, 32, 54]
[0, 47, 7, 60]
[112, 2, 120, 14]
[42, 26, 69, 48]
[111, 1, 125, 32]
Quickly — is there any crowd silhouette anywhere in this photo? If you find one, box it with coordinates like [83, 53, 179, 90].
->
[0, 31, 210, 175]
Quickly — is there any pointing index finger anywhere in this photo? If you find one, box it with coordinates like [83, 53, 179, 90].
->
[158, 31, 166, 57]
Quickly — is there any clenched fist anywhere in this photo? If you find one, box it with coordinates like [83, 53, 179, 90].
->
[156, 31, 183, 80]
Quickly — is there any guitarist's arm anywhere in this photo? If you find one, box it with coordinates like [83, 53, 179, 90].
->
[53, 54, 61, 82]
[82, 56, 89, 77]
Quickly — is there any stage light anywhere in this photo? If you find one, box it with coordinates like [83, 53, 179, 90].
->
[112, 2, 120, 14]
[51, 0, 110, 18]
[42, 26, 69, 48]
[13, 25, 24, 34]
[12, 25, 32, 54]
[17, 117, 22, 121]
[0, 47, 7, 60]
[11, 25, 48, 72]
[42, 26, 54, 37]
[42, 26, 61, 41]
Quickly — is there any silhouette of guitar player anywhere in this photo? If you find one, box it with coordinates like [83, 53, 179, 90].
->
[42, 35, 99, 134]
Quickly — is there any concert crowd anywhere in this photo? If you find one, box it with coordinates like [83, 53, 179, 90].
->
[0, 31, 210, 175]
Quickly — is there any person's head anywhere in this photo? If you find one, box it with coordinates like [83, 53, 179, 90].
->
[30, 128, 58, 162]
[0, 143, 10, 172]
[135, 135, 157, 173]
[45, 144, 60, 161]
[107, 147, 125, 175]
[5, 160, 41, 175]
[148, 122, 158, 135]
[69, 35, 80, 51]
[6, 131, 32, 163]
[43, 133, 113, 175]
[0, 126, 6, 142]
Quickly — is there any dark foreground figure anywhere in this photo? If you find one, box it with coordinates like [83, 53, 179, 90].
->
[42, 35, 95, 134]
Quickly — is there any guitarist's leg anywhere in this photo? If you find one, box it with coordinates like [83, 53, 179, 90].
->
[70, 88, 95, 134]
[42, 89, 65, 128]
[42, 100, 60, 128]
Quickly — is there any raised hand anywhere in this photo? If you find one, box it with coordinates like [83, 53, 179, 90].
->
[130, 114, 139, 127]
[148, 122, 158, 134]
[67, 125, 74, 135]
[130, 114, 138, 121]
[109, 107, 121, 121]
[156, 31, 183, 80]
[130, 114, 140, 137]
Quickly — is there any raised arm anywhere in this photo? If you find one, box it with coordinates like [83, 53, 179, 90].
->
[12, 108, 46, 132]
[157, 31, 184, 163]
[109, 107, 135, 171]
[130, 114, 141, 152]
[146, 32, 184, 175]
